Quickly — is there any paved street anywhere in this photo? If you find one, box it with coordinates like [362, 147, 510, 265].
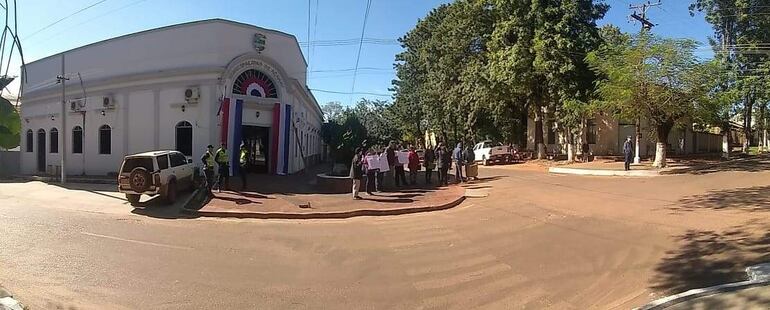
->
[1, 161, 769, 309]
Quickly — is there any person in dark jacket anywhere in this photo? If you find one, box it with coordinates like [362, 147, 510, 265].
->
[364, 149, 378, 195]
[350, 148, 364, 199]
[623, 136, 633, 171]
[384, 141, 397, 190]
[452, 142, 465, 183]
[423, 147, 436, 184]
[463, 144, 476, 181]
[436, 143, 451, 186]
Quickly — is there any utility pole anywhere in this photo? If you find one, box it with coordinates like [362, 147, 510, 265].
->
[57, 54, 69, 184]
[628, 1, 661, 164]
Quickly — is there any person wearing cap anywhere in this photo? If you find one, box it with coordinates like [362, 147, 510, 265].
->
[239, 143, 250, 191]
[200, 145, 216, 194]
[215, 143, 230, 191]
[623, 136, 633, 171]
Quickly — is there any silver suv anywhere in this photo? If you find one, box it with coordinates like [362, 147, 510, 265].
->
[118, 150, 194, 205]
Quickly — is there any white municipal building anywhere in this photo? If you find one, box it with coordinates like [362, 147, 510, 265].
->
[20, 19, 323, 176]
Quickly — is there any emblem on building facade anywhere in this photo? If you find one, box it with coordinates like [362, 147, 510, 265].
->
[253, 33, 267, 53]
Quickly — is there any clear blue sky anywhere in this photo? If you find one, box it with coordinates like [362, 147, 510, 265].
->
[10, 0, 712, 105]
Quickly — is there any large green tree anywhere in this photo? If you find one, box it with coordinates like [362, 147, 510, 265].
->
[588, 32, 709, 167]
[691, 0, 770, 153]
[487, 0, 608, 159]
[0, 97, 20, 150]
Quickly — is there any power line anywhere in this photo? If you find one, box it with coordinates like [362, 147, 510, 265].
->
[311, 0, 319, 69]
[298, 38, 398, 47]
[24, 0, 111, 40]
[307, 0, 311, 70]
[310, 88, 391, 97]
[350, 0, 373, 104]
[24, 0, 149, 47]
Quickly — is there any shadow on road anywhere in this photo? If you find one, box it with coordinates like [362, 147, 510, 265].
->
[651, 221, 770, 295]
[672, 185, 770, 212]
[662, 155, 770, 175]
[130, 192, 200, 219]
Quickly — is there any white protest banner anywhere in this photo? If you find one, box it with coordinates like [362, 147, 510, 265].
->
[379, 154, 390, 172]
[397, 151, 409, 165]
[365, 155, 379, 170]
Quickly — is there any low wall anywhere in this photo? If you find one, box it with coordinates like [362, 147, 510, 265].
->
[0, 151, 20, 177]
[316, 173, 351, 193]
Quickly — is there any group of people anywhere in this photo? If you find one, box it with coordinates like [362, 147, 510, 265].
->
[349, 141, 478, 200]
[200, 143, 251, 194]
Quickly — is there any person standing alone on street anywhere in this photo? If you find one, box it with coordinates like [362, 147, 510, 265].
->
[350, 148, 364, 200]
[239, 143, 249, 191]
[200, 145, 216, 195]
[623, 136, 633, 171]
[215, 143, 230, 192]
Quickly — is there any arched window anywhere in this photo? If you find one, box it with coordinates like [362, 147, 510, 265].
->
[99, 125, 111, 154]
[232, 69, 278, 98]
[50, 128, 59, 153]
[175, 121, 193, 156]
[72, 126, 83, 154]
[25, 130, 33, 152]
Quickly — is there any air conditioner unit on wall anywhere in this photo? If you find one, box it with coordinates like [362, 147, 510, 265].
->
[184, 87, 200, 103]
[69, 98, 86, 112]
[102, 95, 116, 109]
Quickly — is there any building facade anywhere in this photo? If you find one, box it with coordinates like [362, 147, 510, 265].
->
[20, 19, 323, 176]
[526, 113, 724, 157]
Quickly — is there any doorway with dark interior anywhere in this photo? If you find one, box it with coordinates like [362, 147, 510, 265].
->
[37, 129, 46, 172]
[241, 125, 270, 174]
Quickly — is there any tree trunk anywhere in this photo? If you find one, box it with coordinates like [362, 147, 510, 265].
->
[653, 123, 672, 168]
[634, 118, 641, 163]
[757, 104, 765, 153]
[566, 129, 575, 163]
[518, 104, 528, 149]
[722, 123, 731, 160]
[762, 112, 770, 152]
[743, 92, 753, 153]
[534, 105, 545, 159]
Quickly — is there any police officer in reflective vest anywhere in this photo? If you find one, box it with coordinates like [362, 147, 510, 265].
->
[200, 145, 216, 194]
[214, 143, 229, 192]
[239, 143, 249, 191]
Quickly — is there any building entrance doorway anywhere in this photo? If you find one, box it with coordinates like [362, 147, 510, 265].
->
[37, 129, 46, 172]
[241, 125, 270, 173]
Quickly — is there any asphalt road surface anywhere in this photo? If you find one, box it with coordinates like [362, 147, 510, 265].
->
[1, 162, 769, 309]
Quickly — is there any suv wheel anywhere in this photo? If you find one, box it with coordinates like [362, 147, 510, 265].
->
[129, 167, 151, 192]
[163, 181, 177, 204]
[126, 194, 141, 205]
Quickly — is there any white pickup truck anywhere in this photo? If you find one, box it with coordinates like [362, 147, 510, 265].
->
[473, 140, 512, 166]
[117, 150, 194, 205]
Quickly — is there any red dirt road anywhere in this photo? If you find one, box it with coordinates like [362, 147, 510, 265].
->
[0, 157, 768, 309]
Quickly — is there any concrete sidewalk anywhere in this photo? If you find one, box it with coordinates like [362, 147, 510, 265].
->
[184, 165, 469, 219]
[189, 185, 466, 219]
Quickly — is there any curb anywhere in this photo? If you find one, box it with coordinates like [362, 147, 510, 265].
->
[548, 167, 660, 177]
[185, 191, 466, 220]
[637, 263, 770, 309]
[10, 175, 117, 185]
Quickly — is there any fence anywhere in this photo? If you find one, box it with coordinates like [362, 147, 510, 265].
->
[693, 131, 722, 154]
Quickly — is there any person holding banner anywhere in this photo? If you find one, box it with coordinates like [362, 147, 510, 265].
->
[377, 149, 389, 192]
[365, 149, 379, 194]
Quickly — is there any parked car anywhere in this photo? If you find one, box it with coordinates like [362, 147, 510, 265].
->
[473, 140, 512, 165]
[118, 150, 194, 205]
